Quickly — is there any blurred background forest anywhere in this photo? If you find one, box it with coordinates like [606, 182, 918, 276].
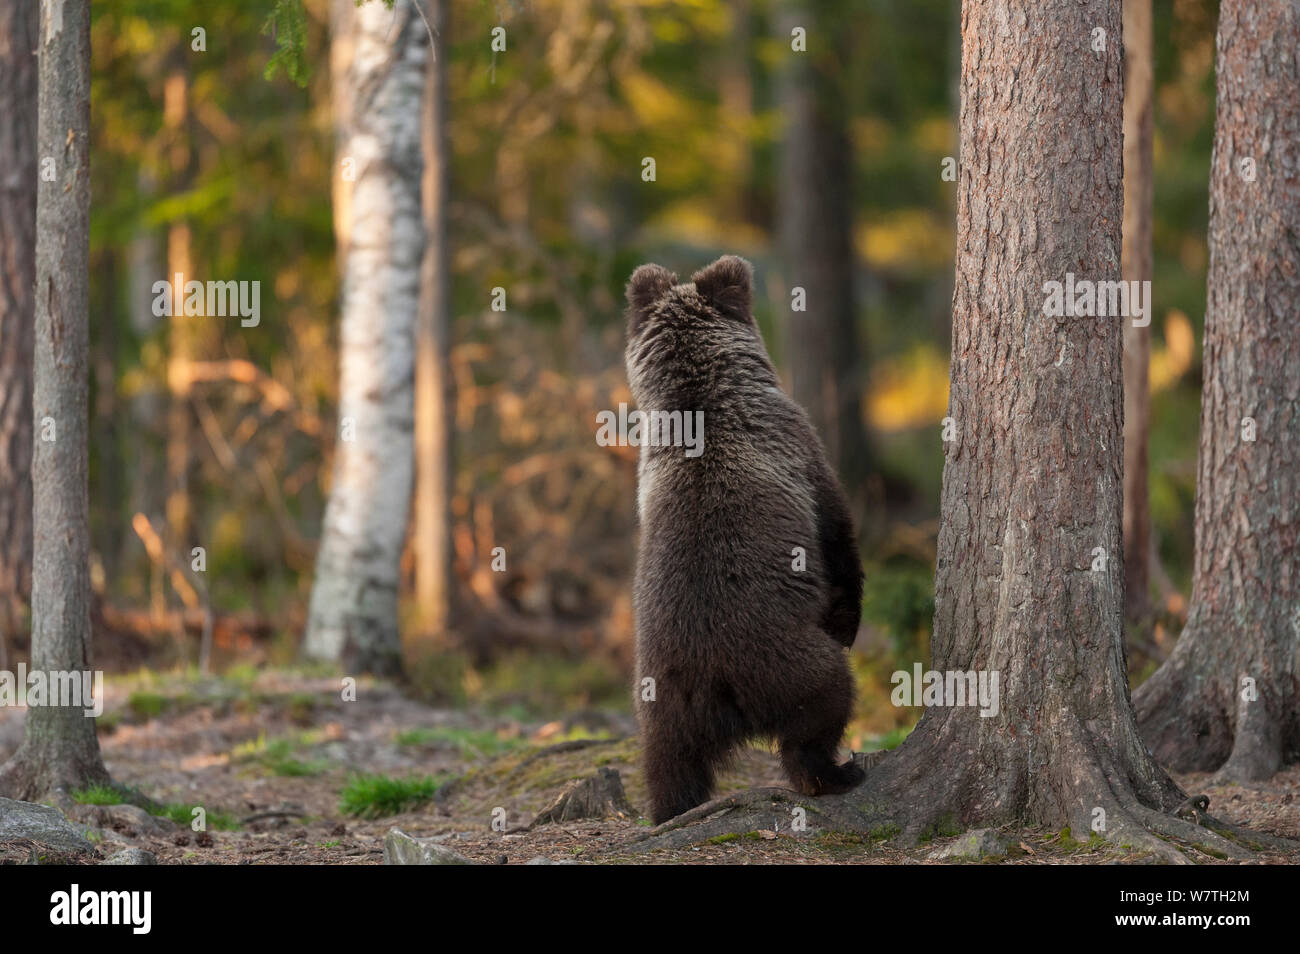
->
[10, 0, 1219, 748]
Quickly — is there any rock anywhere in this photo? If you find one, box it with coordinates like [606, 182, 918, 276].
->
[530, 767, 634, 826]
[68, 802, 175, 835]
[525, 856, 578, 865]
[102, 848, 158, 865]
[383, 829, 475, 865]
[0, 713, 24, 762]
[929, 828, 1008, 861]
[0, 796, 96, 856]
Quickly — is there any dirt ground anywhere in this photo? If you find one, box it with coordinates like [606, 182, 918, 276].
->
[1, 670, 1297, 865]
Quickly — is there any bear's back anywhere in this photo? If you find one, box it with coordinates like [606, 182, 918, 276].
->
[633, 387, 831, 670]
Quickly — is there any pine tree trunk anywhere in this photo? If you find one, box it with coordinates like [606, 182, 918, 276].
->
[305, 0, 427, 675]
[1134, 0, 1300, 782]
[776, 3, 871, 521]
[857, 0, 1188, 836]
[1121, 0, 1153, 630]
[0, 0, 111, 800]
[414, 0, 456, 635]
[0, 0, 37, 668]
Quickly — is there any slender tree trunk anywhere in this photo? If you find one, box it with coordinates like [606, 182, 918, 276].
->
[776, 2, 871, 524]
[124, 169, 167, 616]
[0, 0, 111, 800]
[1121, 0, 1153, 632]
[414, 0, 456, 635]
[305, 0, 427, 674]
[92, 247, 123, 569]
[164, 61, 196, 567]
[0, 0, 37, 669]
[719, 0, 754, 226]
[1134, 0, 1300, 782]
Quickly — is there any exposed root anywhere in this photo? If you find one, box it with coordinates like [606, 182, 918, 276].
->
[1132, 805, 1253, 861]
[1197, 813, 1297, 853]
[622, 742, 1297, 861]
[627, 787, 805, 852]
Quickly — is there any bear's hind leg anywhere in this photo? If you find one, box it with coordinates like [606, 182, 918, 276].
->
[641, 682, 744, 825]
[644, 736, 717, 825]
[777, 662, 864, 797]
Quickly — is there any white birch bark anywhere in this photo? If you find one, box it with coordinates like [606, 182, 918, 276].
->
[305, 0, 428, 674]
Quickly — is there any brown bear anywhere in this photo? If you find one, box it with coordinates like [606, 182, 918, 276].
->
[625, 254, 865, 825]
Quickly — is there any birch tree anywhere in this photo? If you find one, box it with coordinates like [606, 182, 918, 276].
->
[304, 0, 427, 674]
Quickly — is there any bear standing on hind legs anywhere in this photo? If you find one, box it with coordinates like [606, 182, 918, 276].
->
[625, 255, 866, 826]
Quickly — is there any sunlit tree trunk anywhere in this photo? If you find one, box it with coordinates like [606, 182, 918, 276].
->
[414, 0, 456, 636]
[0, 0, 112, 800]
[719, 0, 754, 226]
[1121, 0, 1153, 632]
[124, 168, 168, 618]
[164, 60, 196, 572]
[305, 0, 427, 674]
[1134, 0, 1300, 782]
[775, 1, 871, 524]
[0, 0, 37, 669]
[838, 0, 1205, 857]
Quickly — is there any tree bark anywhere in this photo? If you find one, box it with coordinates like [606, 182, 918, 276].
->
[1134, 0, 1300, 782]
[305, 0, 427, 675]
[868, 0, 1184, 840]
[0, 0, 112, 800]
[0, 0, 37, 667]
[414, 0, 456, 635]
[164, 60, 196, 567]
[632, 0, 1284, 863]
[776, 2, 871, 524]
[1121, 0, 1153, 631]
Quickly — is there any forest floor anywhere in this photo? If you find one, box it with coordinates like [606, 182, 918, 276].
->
[1, 667, 1298, 865]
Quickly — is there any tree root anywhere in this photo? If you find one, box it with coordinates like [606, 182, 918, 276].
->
[627, 788, 831, 854]
[621, 748, 1298, 861]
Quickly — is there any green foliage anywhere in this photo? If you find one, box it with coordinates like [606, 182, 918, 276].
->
[232, 731, 330, 777]
[262, 0, 311, 86]
[862, 725, 913, 753]
[862, 563, 935, 654]
[394, 725, 526, 759]
[339, 773, 447, 818]
[127, 690, 170, 719]
[407, 650, 629, 717]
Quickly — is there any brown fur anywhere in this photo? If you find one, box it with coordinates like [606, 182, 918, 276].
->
[626, 255, 865, 825]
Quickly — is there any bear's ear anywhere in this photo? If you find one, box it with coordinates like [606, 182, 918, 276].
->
[691, 255, 753, 321]
[625, 264, 676, 335]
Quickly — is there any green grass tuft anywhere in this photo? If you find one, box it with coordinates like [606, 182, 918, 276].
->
[339, 773, 446, 819]
[72, 785, 125, 806]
